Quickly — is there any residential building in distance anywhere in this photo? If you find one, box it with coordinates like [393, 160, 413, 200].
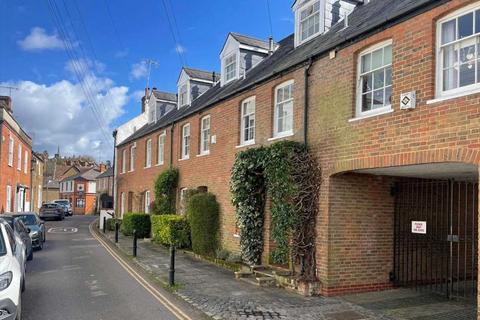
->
[59, 167, 102, 215]
[30, 152, 45, 213]
[115, 0, 480, 303]
[0, 96, 32, 213]
[96, 166, 113, 210]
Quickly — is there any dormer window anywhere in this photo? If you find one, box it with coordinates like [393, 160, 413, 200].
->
[300, 1, 321, 43]
[224, 53, 237, 83]
[179, 83, 188, 107]
[177, 67, 217, 108]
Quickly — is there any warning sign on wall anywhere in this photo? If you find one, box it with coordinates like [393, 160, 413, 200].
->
[411, 221, 427, 234]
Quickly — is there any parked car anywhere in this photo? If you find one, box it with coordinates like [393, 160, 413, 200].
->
[0, 217, 32, 262]
[12, 213, 45, 250]
[53, 200, 72, 216]
[0, 219, 25, 320]
[39, 203, 64, 221]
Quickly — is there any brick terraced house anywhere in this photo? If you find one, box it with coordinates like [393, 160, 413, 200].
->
[115, 0, 480, 308]
[59, 167, 102, 215]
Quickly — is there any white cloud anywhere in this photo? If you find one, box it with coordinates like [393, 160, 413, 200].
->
[174, 44, 186, 54]
[115, 49, 129, 58]
[1, 61, 129, 159]
[130, 61, 148, 80]
[17, 27, 65, 51]
[65, 58, 106, 77]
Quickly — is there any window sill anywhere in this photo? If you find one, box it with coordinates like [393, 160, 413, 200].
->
[427, 88, 480, 105]
[179, 157, 189, 161]
[233, 233, 240, 238]
[348, 108, 394, 122]
[268, 132, 294, 141]
[196, 152, 210, 158]
[144, 166, 152, 169]
[236, 141, 256, 149]
[155, 163, 164, 167]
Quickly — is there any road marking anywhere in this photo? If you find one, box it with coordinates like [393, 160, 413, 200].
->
[89, 221, 192, 320]
[48, 227, 78, 234]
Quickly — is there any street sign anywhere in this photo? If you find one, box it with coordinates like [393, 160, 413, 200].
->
[411, 221, 426, 234]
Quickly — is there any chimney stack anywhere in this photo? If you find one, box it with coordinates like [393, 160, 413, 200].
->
[142, 87, 151, 113]
[0, 96, 13, 114]
[268, 36, 274, 55]
[99, 163, 107, 173]
[212, 72, 216, 84]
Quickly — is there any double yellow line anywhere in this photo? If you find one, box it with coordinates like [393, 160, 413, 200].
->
[89, 221, 193, 320]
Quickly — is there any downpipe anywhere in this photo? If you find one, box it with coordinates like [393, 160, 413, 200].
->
[303, 57, 313, 145]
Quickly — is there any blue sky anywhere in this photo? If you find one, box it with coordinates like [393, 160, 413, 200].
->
[0, 0, 294, 161]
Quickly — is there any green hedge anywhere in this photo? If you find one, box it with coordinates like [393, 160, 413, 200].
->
[187, 193, 219, 256]
[106, 218, 122, 231]
[151, 215, 190, 248]
[121, 213, 151, 238]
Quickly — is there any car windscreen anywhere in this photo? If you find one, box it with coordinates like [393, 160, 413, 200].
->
[55, 201, 69, 205]
[0, 229, 6, 256]
[14, 215, 37, 225]
[43, 204, 58, 209]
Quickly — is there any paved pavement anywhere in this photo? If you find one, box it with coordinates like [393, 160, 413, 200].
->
[104, 229, 394, 320]
[22, 216, 200, 320]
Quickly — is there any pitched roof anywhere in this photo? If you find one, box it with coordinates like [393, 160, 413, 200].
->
[183, 67, 220, 82]
[152, 90, 177, 102]
[230, 32, 270, 51]
[62, 168, 101, 182]
[119, 0, 443, 147]
[97, 167, 114, 179]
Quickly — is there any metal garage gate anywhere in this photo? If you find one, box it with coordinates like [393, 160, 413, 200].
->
[393, 180, 478, 300]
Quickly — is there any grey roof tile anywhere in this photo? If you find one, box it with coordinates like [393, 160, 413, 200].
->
[152, 91, 177, 102]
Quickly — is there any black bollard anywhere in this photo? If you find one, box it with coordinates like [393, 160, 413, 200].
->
[103, 217, 106, 233]
[169, 245, 175, 286]
[133, 229, 137, 257]
[114, 221, 119, 243]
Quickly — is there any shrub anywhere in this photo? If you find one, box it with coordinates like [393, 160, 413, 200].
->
[226, 253, 242, 264]
[151, 215, 190, 248]
[106, 218, 121, 231]
[153, 168, 179, 214]
[121, 213, 151, 238]
[215, 249, 230, 261]
[187, 193, 219, 256]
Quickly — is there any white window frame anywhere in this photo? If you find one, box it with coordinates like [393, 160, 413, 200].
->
[435, 2, 480, 99]
[122, 149, 126, 174]
[295, 0, 323, 46]
[6, 185, 11, 212]
[179, 82, 189, 107]
[76, 198, 85, 208]
[200, 116, 211, 155]
[120, 192, 126, 218]
[274, 80, 295, 138]
[145, 139, 152, 168]
[130, 145, 136, 171]
[158, 132, 166, 165]
[24, 151, 28, 174]
[37, 186, 42, 209]
[7, 137, 13, 167]
[17, 144, 22, 171]
[181, 123, 190, 160]
[224, 52, 238, 83]
[179, 188, 188, 215]
[240, 97, 256, 145]
[356, 40, 393, 118]
[144, 190, 151, 214]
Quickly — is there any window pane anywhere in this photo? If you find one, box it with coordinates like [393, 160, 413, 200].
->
[460, 41, 476, 64]
[373, 89, 384, 109]
[384, 86, 392, 106]
[361, 92, 372, 112]
[371, 48, 383, 70]
[362, 74, 373, 93]
[460, 63, 475, 87]
[384, 45, 392, 65]
[476, 10, 480, 33]
[443, 68, 458, 91]
[277, 87, 284, 102]
[385, 67, 392, 86]
[442, 20, 457, 44]
[373, 69, 385, 89]
[361, 53, 371, 73]
[459, 12, 474, 39]
[443, 44, 458, 69]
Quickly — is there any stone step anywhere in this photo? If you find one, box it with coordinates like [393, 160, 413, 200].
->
[234, 270, 253, 279]
[255, 276, 276, 287]
[238, 276, 261, 286]
[253, 269, 275, 278]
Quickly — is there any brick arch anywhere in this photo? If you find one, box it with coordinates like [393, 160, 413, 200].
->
[329, 148, 480, 175]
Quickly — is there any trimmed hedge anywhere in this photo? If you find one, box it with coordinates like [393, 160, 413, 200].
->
[121, 213, 151, 238]
[151, 215, 190, 248]
[187, 193, 219, 256]
[106, 218, 122, 231]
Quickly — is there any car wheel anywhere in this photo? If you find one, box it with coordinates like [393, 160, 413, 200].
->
[15, 293, 21, 320]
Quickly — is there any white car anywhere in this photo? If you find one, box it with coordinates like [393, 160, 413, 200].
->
[0, 220, 25, 319]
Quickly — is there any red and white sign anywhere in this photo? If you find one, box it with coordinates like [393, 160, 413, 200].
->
[411, 221, 427, 234]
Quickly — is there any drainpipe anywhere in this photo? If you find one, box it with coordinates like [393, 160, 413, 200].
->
[112, 130, 117, 216]
[169, 123, 175, 168]
[303, 57, 313, 145]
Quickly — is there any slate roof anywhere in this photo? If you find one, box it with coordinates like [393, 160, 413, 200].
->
[96, 167, 114, 179]
[230, 32, 271, 51]
[152, 90, 177, 102]
[62, 168, 101, 182]
[118, 0, 444, 147]
[183, 67, 220, 82]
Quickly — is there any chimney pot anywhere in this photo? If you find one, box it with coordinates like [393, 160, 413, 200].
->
[268, 37, 274, 55]
[0, 96, 13, 114]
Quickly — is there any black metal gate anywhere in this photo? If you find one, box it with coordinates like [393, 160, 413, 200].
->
[393, 179, 478, 300]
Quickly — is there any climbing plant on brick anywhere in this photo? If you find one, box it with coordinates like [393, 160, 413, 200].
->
[230, 141, 320, 281]
[153, 168, 179, 214]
